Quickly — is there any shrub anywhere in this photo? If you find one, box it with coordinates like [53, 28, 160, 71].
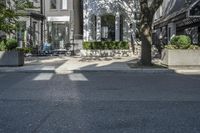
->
[170, 35, 191, 49]
[164, 44, 177, 49]
[83, 42, 90, 49]
[17, 47, 33, 53]
[83, 41, 129, 50]
[188, 45, 199, 50]
[6, 39, 18, 50]
[120, 41, 129, 49]
[165, 35, 200, 50]
[0, 41, 6, 51]
[0, 39, 19, 51]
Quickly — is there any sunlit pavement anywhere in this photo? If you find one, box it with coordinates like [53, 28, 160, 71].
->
[0, 72, 200, 133]
[1, 56, 200, 74]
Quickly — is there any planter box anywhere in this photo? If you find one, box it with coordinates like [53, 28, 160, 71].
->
[0, 51, 24, 66]
[161, 49, 200, 67]
[80, 50, 133, 57]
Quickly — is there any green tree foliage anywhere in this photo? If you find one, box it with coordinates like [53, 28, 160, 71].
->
[0, 1, 18, 34]
[0, 0, 31, 34]
[15, 0, 34, 10]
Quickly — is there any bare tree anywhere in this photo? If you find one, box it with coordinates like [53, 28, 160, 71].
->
[139, 0, 163, 65]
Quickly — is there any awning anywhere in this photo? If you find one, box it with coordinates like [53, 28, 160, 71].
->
[30, 12, 45, 20]
[176, 17, 200, 30]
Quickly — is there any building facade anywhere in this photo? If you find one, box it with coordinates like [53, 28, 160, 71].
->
[153, 0, 200, 46]
[4, 0, 141, 52]
[44, 0, 82, 50]
[5, 0, 82, 51]
[4, 0, 44, 49]
[83, 0, 140, 42]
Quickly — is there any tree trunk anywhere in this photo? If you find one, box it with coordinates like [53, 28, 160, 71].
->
[139, 0, 153, 66]
[140, 24, 152, 65]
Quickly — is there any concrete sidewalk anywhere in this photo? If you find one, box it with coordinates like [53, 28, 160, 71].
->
[0, 56, 199, 74]
[55, 56, 173, 74]
[0, 56, 67, 73]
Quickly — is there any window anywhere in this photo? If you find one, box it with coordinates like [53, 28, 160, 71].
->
[50, 0, 57, 9]
[61, 0, 67, 9]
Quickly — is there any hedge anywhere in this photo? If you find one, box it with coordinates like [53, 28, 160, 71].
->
[83, 41, 129, 50]
[165, 35, 199, 49]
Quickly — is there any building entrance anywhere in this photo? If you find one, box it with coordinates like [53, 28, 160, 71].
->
[47, 22, 70, 49]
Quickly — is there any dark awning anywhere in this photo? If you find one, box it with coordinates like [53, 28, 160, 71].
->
[17, 10, 45, 21]
[176, 17, 200, 30]
[29, 12, 45, 20]
[154, 0, 199, 28]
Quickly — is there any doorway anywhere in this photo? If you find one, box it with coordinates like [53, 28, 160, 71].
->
[101, 14, 115, 41]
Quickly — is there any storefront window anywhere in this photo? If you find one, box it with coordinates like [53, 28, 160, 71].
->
[47, 22, 69, 49]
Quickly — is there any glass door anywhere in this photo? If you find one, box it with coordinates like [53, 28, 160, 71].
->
[48, 22, 69, 49]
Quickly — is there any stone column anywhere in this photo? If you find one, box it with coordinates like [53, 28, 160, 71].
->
[96, 16, 101, 41]
[115, 12, 120, 41]
[83, 0, 89, 41]
[88, 16, 93, 41]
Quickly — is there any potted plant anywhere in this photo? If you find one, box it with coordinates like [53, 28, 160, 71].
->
[161, 35, 200, 67]
[0, 38, 24, 66]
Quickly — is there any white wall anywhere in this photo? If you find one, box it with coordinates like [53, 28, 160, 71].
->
[83, 0, 138, 42]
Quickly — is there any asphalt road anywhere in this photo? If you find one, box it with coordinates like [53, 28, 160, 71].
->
[0, 72, 200, 133]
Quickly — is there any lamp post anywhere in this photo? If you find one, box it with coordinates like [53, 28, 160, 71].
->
[40, 0, 44, 48]
[69, 9, 75, 56]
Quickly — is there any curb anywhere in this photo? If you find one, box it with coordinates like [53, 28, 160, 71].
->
[174, 69, 200, 74]
[0, 69, 55, 73]
[0, 68, 173, 74]
[1, 68, 200, 74]
[56, 69, 175, 74]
